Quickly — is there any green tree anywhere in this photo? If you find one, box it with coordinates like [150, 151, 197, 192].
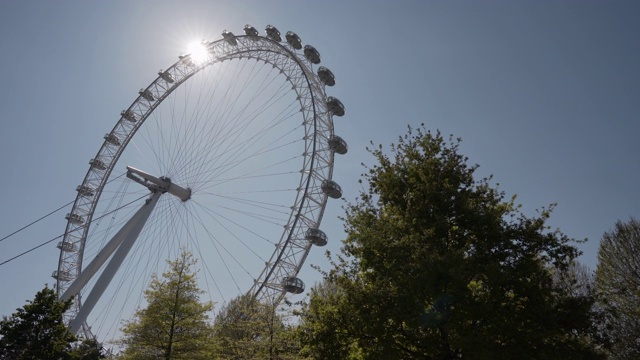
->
[118, 250, 214, 359]
[212, 294, 300, 359]
[553, 262, 610, 353]
[298, 278, 361, 359]
[0, 286, 77, 360]
[69, 338, 106, 360]
[595, 218, 640, 359]
[299, 126, 603, 359]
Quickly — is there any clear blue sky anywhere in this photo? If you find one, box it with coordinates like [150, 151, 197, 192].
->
[1, 0, 639, 343]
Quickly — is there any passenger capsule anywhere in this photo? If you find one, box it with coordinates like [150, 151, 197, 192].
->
[222, 30, 237, 46]
[317, 66, 335, 86]
[57, 241, 77, 252]
[178, 54, 194, 66]
[285, 31, 302, 49]
[321, 180, 342, 199]
[89, 158, 107, 171]
[265, 25, 282, 42]
[328, 135, 348, 155]
[305, 228, 328, 246]
[327, 96, 345, 117]
[283, 276, 305, 294]
[121, 110, 137, 123]
[303, 45, 321, 64]
[76, 184, 95, 197]
[65, 213, 85, 225]
[158, 70, 175, 83]
[104, 133, 121, 146]
[52, 270, 73, 281]
[139, 89, 155, 102]
[244, 24, 259, 37]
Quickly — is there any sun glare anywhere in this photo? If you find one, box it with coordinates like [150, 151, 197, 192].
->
[186, 40, 210, 64]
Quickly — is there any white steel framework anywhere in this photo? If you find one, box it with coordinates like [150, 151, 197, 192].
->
[54, 25, 347, 340]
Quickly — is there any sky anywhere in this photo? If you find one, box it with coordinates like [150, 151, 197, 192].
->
[0, 0, 639, 344]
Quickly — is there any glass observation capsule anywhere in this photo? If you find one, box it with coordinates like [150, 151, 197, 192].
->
[244, 24, 259, 37]
[328, 135, 348, 155]
[327, 96, 345, 117]
[265, 25, 282, 42]
[283, 276, 305, 294]
[222, 30, 237, 46]
[303, 45, 321, 64]
[321, 179, 342, 199]
[305, 228, 328, 246]
[317, 66, 335, 86]
[286, 31, 302, 49]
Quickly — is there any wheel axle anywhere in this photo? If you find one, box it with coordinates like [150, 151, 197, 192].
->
[126, 166, 192, 201]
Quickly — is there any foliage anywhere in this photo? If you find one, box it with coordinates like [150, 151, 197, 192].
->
[553, 262, 610, 353]
[595, 218, 640, 359]
[299, 125, 603, 359]
[69, 338, 107, 360]
[212, 294, 300, 359]
[298, 278, 361, 359]
[118, 250, 214, 359]
[0, 286, 77, 360]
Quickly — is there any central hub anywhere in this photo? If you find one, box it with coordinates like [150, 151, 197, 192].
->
[126, 166, 192, 202]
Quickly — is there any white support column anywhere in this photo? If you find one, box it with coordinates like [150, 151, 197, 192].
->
[61, 192, 162, 302]
[68, 191, 161, 334]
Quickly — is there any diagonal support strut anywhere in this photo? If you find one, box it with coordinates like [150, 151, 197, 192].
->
[66, 191, 161, 334]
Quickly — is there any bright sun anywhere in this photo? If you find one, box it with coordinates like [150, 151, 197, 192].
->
[186, 40, 209, 64]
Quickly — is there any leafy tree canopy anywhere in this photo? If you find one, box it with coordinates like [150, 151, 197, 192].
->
[0, 286, 77, 360]
[596, 218, 640, 359]
[300, 125, 603, 359]
[212, 294, 300, 360]
[118, 250, 214, 360]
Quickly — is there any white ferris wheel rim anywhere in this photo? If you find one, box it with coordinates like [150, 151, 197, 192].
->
[53, 25, 346, 341]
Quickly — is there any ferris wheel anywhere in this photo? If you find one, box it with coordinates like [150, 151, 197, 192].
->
[52, 24, 347, 340]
